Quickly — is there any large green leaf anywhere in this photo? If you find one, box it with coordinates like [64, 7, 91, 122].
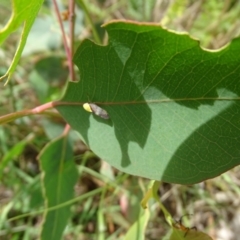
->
[56, 21, 240, 184]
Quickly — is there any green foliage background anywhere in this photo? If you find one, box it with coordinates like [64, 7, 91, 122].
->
[0, 0, 240, 240]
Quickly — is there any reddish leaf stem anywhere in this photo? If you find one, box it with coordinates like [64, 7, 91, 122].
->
[0, 102, 55, 125]
[62, 124, 71, 136]
[52, 0, 75, 81]
[2, 96, 235, 125]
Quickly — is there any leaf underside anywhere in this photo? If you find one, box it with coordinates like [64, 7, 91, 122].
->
[56, 21, 240, 184]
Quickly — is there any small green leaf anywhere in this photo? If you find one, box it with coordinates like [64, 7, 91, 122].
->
[0, 140, 27, 179]
[56, 21, 240, 184]
[124, 208, 150, 240]
[0, 0, 44, 84]
[39, 136, 78, 240]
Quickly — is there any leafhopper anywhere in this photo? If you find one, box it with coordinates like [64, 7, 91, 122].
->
[83, 103, 110, 119]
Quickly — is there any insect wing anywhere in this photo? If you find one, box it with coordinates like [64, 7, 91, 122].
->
[89, 103, 110, 119]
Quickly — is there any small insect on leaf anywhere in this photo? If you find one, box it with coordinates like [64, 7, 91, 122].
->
[83, 103, 110, 119]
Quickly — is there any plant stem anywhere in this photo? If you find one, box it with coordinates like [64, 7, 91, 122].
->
[0, 102, 55, 125]
[52, 0, 75, 80]
[69, 0, 76, 81]
[8, 187, 105, 222]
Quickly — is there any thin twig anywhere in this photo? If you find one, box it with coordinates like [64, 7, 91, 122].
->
[0, 102, 55, 125]
[52, 0, 73, 78]
[62, 124, 71, 136]
[69, 0, 76, 81]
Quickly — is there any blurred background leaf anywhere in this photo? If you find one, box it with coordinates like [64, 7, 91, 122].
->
[39, 136, 78, 240]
